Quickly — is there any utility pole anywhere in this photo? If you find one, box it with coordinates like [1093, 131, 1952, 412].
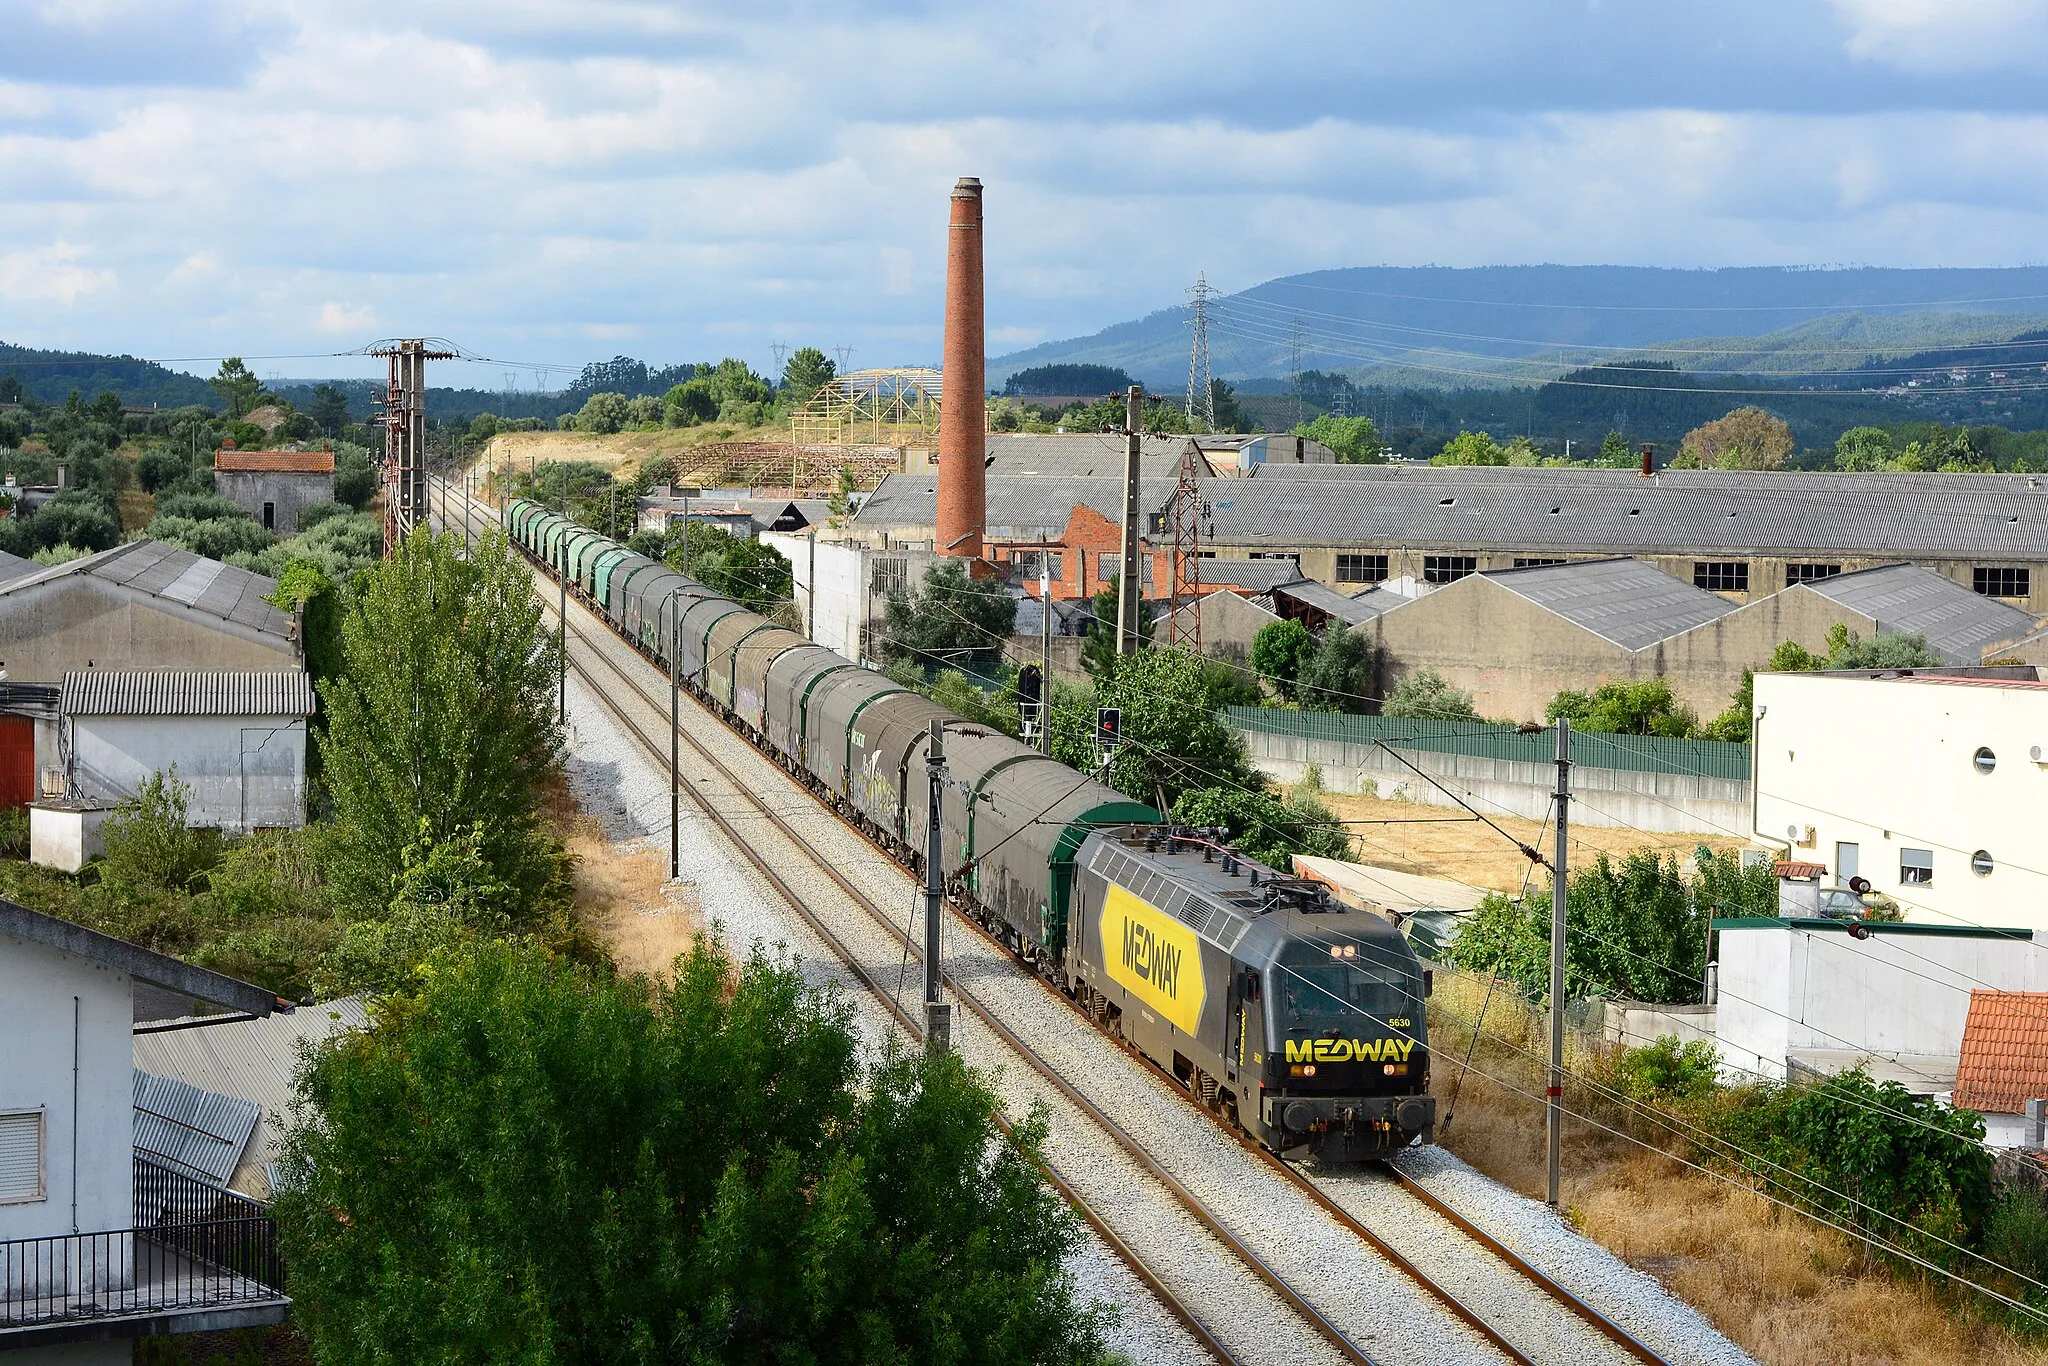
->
[923, 719, 951, 1054]
[806, 531, 817, 639]
[558, 481, 569, 724]
[1547, 717, 1571, 1209]
[1038, 563, 1052, 754]
[1116, 385, 1143, 658]
[669, 589, 682, 881]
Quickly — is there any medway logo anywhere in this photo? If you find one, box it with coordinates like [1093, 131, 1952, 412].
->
[1285, 1037, 1417, 1064]
[1100, 885, 1205, 1034]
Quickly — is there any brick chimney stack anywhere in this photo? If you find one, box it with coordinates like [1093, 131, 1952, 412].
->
[937, 176, 986, 558]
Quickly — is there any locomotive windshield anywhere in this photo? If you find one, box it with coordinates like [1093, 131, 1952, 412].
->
[1275, 939, 1417, 1029]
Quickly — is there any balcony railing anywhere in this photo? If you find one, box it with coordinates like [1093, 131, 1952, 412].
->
[0, 1157, 284, 1335]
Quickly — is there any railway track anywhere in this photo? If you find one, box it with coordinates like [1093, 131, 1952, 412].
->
[432, 488, 1684, 1366]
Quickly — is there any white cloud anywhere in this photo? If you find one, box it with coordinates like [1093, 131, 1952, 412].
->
[316, 300, 377, 334]
[1831, 0, 2048, 72]
[0, 240, 114, 304]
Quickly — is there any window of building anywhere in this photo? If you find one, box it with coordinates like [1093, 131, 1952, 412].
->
[0, 1110, 44, 1203]
[1901, 848, 1934, 885]
[1423, 555, 1476, 584]
[1835, 842, 1859, 886]
[1513, 557, 1567, 569]
[1693, 561, 1750, 593]
[262, 501, 276, 531]
[1974, 566, 2031, 598]
[1972, 850, 1995, 877]
[1786, 563, 1841, 585]
[1975, 746, 1997, 774]
[871, 556, 908, 597]
[1098, 554, 1121, 582]
[1336, 553, 1388, 583]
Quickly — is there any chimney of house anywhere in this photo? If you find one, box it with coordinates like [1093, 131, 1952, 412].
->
[1639, 442, 1654, 478]
[937, 176, 986, 558]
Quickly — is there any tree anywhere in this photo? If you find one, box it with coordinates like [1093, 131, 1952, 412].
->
[1003, 363, 1135, 398]
[1294, 414, 1382, 463]
[677, 529, 792, 615]
[316, 528, 566, 920]
[1250, 619, 1316, 700]
[1596, 431, 1633, 467]
[1079, 577, 1148, 679]
[1703, 630, 1943, 741]
[334, 444, 377, 508]
[1093, 648, 1256, 809]
[209, 357, 264, 418]
[574, 392, 630, 435]
[1208, 379, 1243, 433]
[782, 347, 836, 406]
[1832, 425, 1895, 471]
[277, 934, 1110, 1366]
[1431, 430, 1507, 466]
[309, 384, 351, 436]
[1677, 407, 1795, 471]
[1383, 667, 1479, 721]
[882, 560, 1017, 669]
[1545, 678, 1697, 737]
[1297, 624, 1376, 713]
[1170, 785, 1349, 868]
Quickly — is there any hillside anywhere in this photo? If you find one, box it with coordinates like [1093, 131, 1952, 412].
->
[0, 342, 215, 408]
[990, 265, 2048, 388]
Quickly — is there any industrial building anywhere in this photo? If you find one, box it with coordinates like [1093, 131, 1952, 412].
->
[212, 448, 336, 533]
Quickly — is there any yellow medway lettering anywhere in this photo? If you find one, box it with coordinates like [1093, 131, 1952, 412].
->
[1285, 1038, 1417, 1064]
[1100, 885, 1205, 1035]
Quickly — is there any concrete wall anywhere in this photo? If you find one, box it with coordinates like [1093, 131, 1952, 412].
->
[1164, 589, 1279, 666]
[1754, 672, 2048, 931]
[1238, 726, 1751, 835]
[1717, 922, 2048, 1078]
[70, 716, 306, 832]
[0, 579, 297, 683]
[213, 469, 334, 534]
[0, 932, 134, 1242]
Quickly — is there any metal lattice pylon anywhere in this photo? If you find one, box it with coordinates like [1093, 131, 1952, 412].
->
[1185, 273, 1215, 431]
[1167, 440, 1204, 650]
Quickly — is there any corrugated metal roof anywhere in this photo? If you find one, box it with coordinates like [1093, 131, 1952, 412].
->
[62, 670, 316, 716]
[0, 540, 293, 641]
[214, 449, 335, 473]
[1481, 556, 1739, 651]
[852, 473, 1179, 537]
[1804, 564, 2039, 664]
[134, 998, 369, 1197]
[1198, 559, 1306, 592]
[983, 433, 1194, 480]
[1271, 578, 1401, 626]
[133, 1070, 261, 1187]
[1214, 464, 2048, 558]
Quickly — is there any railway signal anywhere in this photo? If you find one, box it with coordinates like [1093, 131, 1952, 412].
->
[1017, 663, 1043, 744]
[1095, 706, 1122, 771]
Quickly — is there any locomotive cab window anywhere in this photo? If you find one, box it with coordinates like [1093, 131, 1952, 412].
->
[1275, 940, 1415, 1025]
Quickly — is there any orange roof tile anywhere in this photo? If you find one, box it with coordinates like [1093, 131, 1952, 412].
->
[214, 449, 335, 474]
[1952, 990, 2048, 1115]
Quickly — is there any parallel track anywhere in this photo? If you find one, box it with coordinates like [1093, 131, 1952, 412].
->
[436, 486, 1676, 1366]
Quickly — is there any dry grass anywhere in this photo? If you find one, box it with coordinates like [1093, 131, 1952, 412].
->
[1427, 971, 2048, 1366]
[482, 426, 795, 484]
[543, 778, 704, 980]
[1309, 788, 1747, 894]
[117, 488, 156, 534]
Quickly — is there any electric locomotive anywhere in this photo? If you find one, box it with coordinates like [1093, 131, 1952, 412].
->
[1069, 827, 1435, 1162]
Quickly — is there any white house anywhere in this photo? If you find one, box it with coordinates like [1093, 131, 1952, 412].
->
[0, 898, 285, 1361]
[60, 671, 316, 833]
[1753, 671, 2048, 932]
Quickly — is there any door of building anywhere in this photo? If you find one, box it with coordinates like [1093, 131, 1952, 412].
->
[0, 715, 33, 808]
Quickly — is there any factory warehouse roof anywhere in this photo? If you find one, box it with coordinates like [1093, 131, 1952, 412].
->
[1798, 563, 2040, 664]
[62, 669, 318, 717]
[0, 539, 294, 642]
[1477, 556, 1740, 651]
[982, 433, 1196, 479]
[1214, 464, 2048, 558]
[853, 473, 1179, 539]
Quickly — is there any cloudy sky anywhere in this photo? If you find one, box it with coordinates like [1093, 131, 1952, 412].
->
[4, 0, 2048, 386]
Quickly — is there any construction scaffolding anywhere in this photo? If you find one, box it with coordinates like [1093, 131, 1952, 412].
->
[791, 368, 944, 451]
[371, 338, 454, 548]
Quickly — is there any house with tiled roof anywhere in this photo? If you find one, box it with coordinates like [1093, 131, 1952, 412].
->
[213, 446, 335, 533]
[1952, 990, 2048, 1148]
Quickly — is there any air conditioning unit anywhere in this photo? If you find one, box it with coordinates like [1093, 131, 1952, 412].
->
[1785, 823, 1817, 848]
[2031, 743, 2048, 764]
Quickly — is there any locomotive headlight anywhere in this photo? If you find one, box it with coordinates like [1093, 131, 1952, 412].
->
[1342, 944, 1356, 959]
[1329, 945, 1343, 959]
[1384, 1063, 1407, 1076]
[1303, 1065, 1317, 1077]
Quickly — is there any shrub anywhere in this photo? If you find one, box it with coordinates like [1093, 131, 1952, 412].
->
[1250, 619, 1315, 700]
[1615, 1035, 1721, 1105]
[98, 770, 221, 896]
[0, 807, 25, 858]
[1384, 667, 1479, 721]
[1170, 785, 1349, 867]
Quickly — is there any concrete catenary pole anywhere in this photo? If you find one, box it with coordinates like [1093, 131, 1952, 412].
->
[807, 530, 817, 640]
[924, 719, 952, 1053]
[669, 589, 682, 881]
[1116, 385, 1143, 656]
[936, 177, 986, 559]
[1038, 563, 1052, 754]
[558, 480, 568, 724]
[1547, 717, 1572, 1208]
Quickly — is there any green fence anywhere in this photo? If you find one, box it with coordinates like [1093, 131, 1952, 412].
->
[1223, 707, 1752, 782]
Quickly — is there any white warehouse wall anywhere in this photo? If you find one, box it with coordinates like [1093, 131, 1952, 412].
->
[766, 534, 867, 658]
[1716, 922, 2048, 1079]
[1753, 674, 2048, 932]
[69, 716, 306, 833]
[0, 931, 134, 1242]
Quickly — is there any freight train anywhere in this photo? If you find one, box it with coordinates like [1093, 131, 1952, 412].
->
[505, 498, 1435, 1161]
